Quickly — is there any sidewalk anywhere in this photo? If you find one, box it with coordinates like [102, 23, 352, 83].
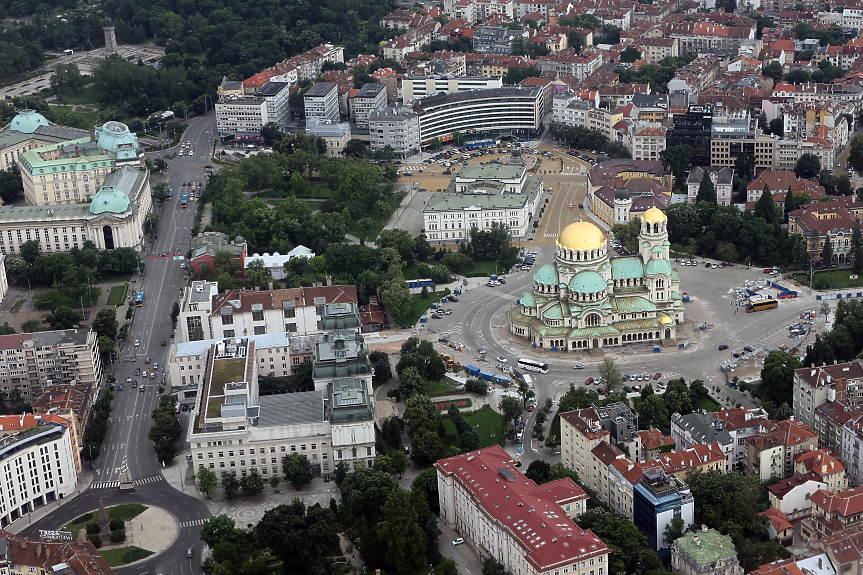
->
[5, 474, 95, 534]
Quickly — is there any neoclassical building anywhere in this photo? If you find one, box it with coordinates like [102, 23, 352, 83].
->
[508, 208, 684, 350]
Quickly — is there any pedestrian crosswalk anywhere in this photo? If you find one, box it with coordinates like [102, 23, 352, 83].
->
[544, 233, 558, 238]
[91, 474, 165, 490]
[180, 519, 206, 528]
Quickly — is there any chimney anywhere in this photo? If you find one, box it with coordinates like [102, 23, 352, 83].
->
[74, 146, 79, 158]
[268, 281, 273, 291]
[89, 127, 95, 142]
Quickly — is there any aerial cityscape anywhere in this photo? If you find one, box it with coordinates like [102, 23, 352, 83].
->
[3, 0, 863, 574]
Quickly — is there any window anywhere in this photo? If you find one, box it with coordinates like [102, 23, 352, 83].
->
[254, 326, 266, 335]
[252, 310, 264, 321]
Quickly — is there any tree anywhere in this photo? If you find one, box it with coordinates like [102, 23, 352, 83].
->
[517, 377, 536, 407]
[97, 336, 115, 362]
[339, 467, 398, 524]
[735, 153, 755, 185]
[196, 467, 218, 499]
[92, 308, 118, 340]
[575, 508, 658, 574]
[381, 415, 405, 446]
[685, 469, 768, 544]
[282, 453, 313, 490]
[838, 174, 853, 197]
[762, 62, 784, 85]
[754, 186, 776, 224]
[525, 460, 551, 483]
[199, 514, 241, 547]
[822, 236, 834, 266]
[620, 46, 641, 62]
[240, 468, 265, 495]
[663, 516, 686, 546]
[795, 153, 821, 180]
[379, 488, 427, 573]
[850, 134, 863, 172]
[761, 351, 803, 407]
[20, 240, 41, 264]
[660, 145, 694, 190]
[499, 395, 524, 424]
[148, 395, 180, 463]
[568, 31, 585, 53]
[638, 394, 670, 429]
[256, 499, 340, 575]
[853, 219, 863, 274]
[221, 472, 240, 498]
[598, 357, 623, 394]
[768, 118, 784, 137]
[47, 306, 79, 330]
[696, 173, 716, 204]
[482, 557, 506, 575]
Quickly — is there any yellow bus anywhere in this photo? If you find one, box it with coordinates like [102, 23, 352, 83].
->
[746, 299, 778, 313]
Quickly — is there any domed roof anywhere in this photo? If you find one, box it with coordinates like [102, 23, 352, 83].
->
[643, 207, 667, 224]
[645, 258, 672, 276]
[533, 263, 559, 285]
[96, 121, 139, 154]
[10, 110, 49, 134]
[557, 221, 606, 252]
[89, 187, 130, 215]
[569, 270, 607, 293]
[614, 184, 631, 202]
[519, 292, 536, 307]
[659, 315, 673, 325]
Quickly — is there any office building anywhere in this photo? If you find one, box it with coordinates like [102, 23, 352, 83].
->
[401, 76, 502, 104]
[667, 105, 713, 167]
[435, 445, 607, 575]
[0, 419, 77, 528]
[368, 107, 421, 159]
[304, 83, 340, 124]
[632, 468, 695, 552]
[348, 83, 388, 128]
[745, 419, 819, 481]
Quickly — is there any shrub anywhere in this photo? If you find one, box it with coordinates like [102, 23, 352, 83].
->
[86, 523, 100, 535]
[110, 529, 125, 543]
[109, 518, 124, 531]
[88, 534, 102, 548]
[74, 512, 94, 524]
[465, 379, 488, 395]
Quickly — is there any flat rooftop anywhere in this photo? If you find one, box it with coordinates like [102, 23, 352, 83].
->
[258, 392, 325, 427]
[305, 82, 337, 97]
[211, 356, 247, 391]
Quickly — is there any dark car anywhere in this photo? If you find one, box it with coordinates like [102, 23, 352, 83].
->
[704, 262, 711, 268]
[718, 344, 728, 351]
[161, 340, 167, 346]
[623, 386, 632, 393]
[732, 352, 741, 358]
[134, 367, 141, 375]
[744, 346, 755, 352]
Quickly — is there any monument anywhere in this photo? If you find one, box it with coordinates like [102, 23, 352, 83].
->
[97, 499, 111, 540]
[103, 16, 118, 54]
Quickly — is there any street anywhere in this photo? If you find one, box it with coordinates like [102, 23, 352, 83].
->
[18, 114, 218, 575]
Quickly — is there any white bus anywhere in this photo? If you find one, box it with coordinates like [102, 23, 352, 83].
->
[517, 358, 549, 374]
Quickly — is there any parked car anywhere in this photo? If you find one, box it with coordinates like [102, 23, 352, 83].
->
[718, 345, 728, 351]
[654, 372, 662, 380]
[585, 377, 594, 384]
[623, 386, 632, 393]
[744, 346, 754, 352]
[597, 388, 606, 395]
[453, 539, 465, 546]
[573, 364, 585, 369]
[496, 356, 507, 363]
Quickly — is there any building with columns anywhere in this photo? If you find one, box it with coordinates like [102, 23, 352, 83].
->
[508, 209, 684, 351]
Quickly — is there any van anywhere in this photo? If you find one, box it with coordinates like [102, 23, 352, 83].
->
[522, 374, 533, 387]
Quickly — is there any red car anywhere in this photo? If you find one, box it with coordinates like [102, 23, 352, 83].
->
[653, 372, 661, 380]
[779, 294, 797, 299]
[527, 404, 535, 412]
[597, 388, 606, 395]
[585, 377, 594, 384]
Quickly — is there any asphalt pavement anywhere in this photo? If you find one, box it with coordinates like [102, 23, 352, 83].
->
[17, 114, 218, 575]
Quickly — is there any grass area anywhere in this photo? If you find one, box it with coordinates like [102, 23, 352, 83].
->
[100, 547, 153, 567]
[107, 504, 148, 522]
[441, 404, 504, 448]
[427, 379, 457, 395]
[33, 288, 102, 310]
[207, 396, 224, 418]
[792, 269, 863, 290]
[347, 192, 407, 242]
[694, 394, 722, 412]
[96, 273, 133, 284]
[60, 86, 100, 106]
[187, 52, 207, 63]
[404, 288, 451, 327]
[212, 357, 247, 387]
[462, 260, 507, 278]
[297, 186, 332, 199]
[107, 285, 128, 306]
[49, 104, 102, 125]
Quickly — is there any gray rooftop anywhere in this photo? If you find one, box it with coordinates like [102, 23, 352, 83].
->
[0, 123, 89, 152]
[353, 83, 386, 99]
[30, 328, 92, 348]
[369, 107, 418, 121]
[414, 86, 541, 110]
[305, 82, 337, 97]
[306, 118, 351, 138]
[329, 377, 374, 423]
[191, 281, 212, 304]
[456, 162, 525, 181]
[257, 391, 325, 427]
[674, 411, 733, 446]
[255, 81, 290, 98]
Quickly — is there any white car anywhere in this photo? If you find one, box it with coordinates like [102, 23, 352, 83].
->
[453, 538, 465, 546]
[573, 364, 585, 369]
[496, 356, 507, 363]
[595, 377, 603, 384]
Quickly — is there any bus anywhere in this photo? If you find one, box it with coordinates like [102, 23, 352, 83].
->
[746, 299, 778, 313]
[181, 192, 188, 208]
[166, 187, 172, 200]
[135, 291, 145, 307]
[517, 358, 549, 374]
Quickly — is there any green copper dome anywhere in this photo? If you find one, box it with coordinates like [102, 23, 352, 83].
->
[520, 292, 536, 307]
[10, 110, 49, 134]
[96, 121, 140, 160]
[89, 187, 130, 215]
[533, 263, 558, 285]
[569, 270, 606, 293]
[645, 258, 672, 276]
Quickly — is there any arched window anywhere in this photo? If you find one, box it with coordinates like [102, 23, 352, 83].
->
[654, 222, 659, 233]
[585, 313, 601, 327]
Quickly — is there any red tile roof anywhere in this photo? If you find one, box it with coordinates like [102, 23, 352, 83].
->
[435, 446, 602, 572]
[812, 486, 863, 518]
[637, 428, 674, 450]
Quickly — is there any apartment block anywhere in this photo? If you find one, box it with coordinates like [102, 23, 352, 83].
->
[767, 472, 828, 521]
[795, 448, 847, 492]
[804, 486, 863, 539]
[671, 407, 768, 467]
[631, 124, 666, 162]
[794, 361, 863, 428]
[0, 531, 116, 575]
[348, 83, 388, 128]
[368, 107, 421, 159]
[435, 446, 604, 575]
[304, 83, 340, 124]
[744, 419, 819, 481]
[685, 167, 734, 206]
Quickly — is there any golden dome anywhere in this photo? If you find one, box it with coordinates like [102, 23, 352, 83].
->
[557, 221, 607, 252]
[643, 207, 667, 224]
[659, 315, 673, 325]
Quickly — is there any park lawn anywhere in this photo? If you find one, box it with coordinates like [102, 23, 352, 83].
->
[405, 288, 450, 327]
[61, 86, 101, 106]
[427, 378, 457, 395]
[346, 192, 406, 242]
[49, 104, 102, 125]
[106, 504, 148, 522]
[792, 269, 863, 290]
[442, 404, 504, 448]
[107, 285, 128, 306]
[468, 260, 508, 277]
[100, 547, 153, 567]
[693, 393, 722, 412]
[34, 288, 102, 310]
